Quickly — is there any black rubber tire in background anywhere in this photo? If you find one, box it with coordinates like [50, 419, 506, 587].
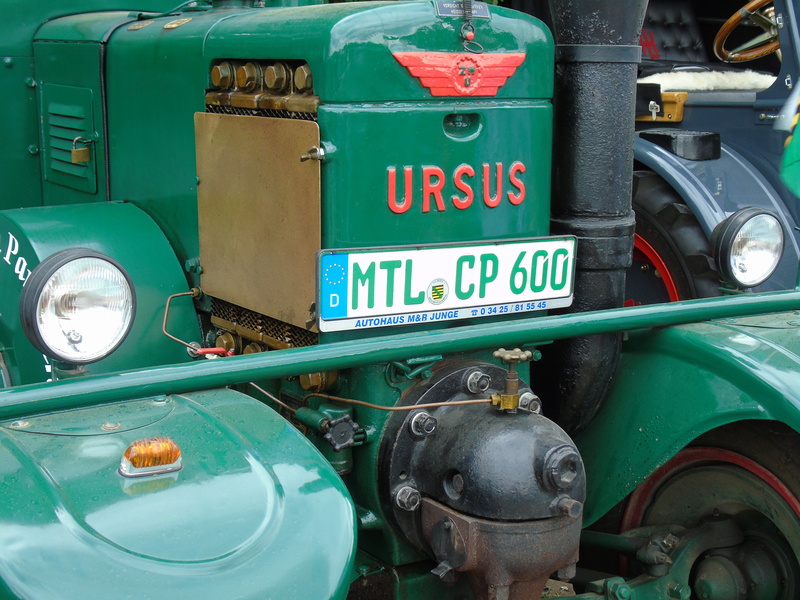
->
[626, 170, 722, 304]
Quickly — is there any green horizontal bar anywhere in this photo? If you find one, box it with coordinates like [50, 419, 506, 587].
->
[1, 290, 799, 420]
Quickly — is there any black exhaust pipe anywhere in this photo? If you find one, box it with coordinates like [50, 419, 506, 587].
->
[535, 0, 648, 432]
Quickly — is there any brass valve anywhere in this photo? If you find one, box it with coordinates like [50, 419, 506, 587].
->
[491, 348, 532, 411]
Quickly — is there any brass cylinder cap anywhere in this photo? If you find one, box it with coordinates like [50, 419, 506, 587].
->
[215, 331, 237, 352]
[236, 62, 261, 92]
[264, 63, 288, 92]
[211, 62, 235, 89]
[294, 64, 313, 93]
[300, 370, 338, 392]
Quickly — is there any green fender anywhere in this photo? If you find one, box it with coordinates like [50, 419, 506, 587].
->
[0, 202, 198, 386]
[577, 311, 800, 525]
[0, 387, 356, 599]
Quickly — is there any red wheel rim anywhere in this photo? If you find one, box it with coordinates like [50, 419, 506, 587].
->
[633, 233, 681, 302]
[621, 447, 800, 532]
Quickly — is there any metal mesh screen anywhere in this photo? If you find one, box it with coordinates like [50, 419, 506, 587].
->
[206, 104, 318, 122]
[211, 297, 319, 348]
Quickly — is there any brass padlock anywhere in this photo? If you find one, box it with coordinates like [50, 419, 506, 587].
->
[71, 137, 92, 164]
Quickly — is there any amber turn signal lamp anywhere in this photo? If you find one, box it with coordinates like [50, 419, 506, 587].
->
[119, 436, 183, 478]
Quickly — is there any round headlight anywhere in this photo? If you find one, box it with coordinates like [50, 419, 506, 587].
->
[712, 208, 784, 288]
[20, 249, 136, 364]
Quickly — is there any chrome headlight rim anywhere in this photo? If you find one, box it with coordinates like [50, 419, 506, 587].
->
[20, 248, 136, 365]
[712, 207, 785, 289]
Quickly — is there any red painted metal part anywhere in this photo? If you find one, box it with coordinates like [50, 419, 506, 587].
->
[393, 52, 526, 96]
[195, 347, 235, 357]
[620, 446, 800, 533]
[633, 232, 681, 302]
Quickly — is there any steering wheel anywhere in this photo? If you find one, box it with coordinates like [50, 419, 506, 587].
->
[713, 0, 780, 62]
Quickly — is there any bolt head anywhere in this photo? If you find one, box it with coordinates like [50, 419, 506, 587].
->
[543, 444, 581, 491]
[466, 370, 492, 394]
[211, 62, 234, 89]
[395, 486, 421, 511]
[294, 64, 313, 92]
[518, 392, 541, 413]
[409, 411, 437, 437]
[555, 497, 583, 519]
[236, 62, 260, 91]
[264, 63, 288, 92]
[609, 581, 632, 600]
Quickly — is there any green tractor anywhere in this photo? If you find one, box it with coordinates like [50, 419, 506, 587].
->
[0, 0, 798, 598]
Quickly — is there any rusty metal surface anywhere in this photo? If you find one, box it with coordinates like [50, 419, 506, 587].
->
[195, 112, 320, 330]
[421, 498, 581, 600]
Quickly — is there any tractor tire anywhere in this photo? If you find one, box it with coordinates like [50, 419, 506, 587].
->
[620, 421, 800, 599]
[625, 170, 722, 305]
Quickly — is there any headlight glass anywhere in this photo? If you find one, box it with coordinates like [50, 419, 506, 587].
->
[20, 250, 135, 364]
[714, 209, 784, 288]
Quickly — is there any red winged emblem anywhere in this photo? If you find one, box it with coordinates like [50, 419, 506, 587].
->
[393, 52, 526, 97]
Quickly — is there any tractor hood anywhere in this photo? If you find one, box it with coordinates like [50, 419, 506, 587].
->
[0, 388, 355, 599]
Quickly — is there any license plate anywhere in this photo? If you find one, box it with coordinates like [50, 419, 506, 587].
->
[318, 237, 575, 332]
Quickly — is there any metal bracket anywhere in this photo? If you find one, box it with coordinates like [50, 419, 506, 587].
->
[387, 355, 442, 383]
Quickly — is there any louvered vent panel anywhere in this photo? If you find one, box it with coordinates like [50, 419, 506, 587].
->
[41, 83, 97, 194]
[48, 102, 88, 177]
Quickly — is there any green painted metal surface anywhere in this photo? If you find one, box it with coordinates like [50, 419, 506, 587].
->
[0, 388, 356, 599]
[1, 291, 799, 418]
[319, 101, 551, 248]
[334, 365, 421, 565]
[577, 311, 800, 526]
[98, 1, 552, 279]
[3, 1, 800, 597]
[0, 57, 40, 211]
[0, 0, 178, 210]
[106, 10, 214, 267]
[0, 202, 198, 386]
[200, 2, 552, 102]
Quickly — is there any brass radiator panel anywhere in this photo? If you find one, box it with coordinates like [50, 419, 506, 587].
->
[195, 112, 321, 330]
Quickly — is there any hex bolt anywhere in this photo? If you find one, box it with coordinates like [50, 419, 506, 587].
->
[553, 496, 583, 519]
[395, 486, 421, 511]
[668, 583, 690, 600]
[608, 580, 632, 600]
[210, 62, 234, 89]
[264, 63, 288, 92]
[409, 411, 437, 438]
[518, 392, 541, 413]
[235, 62, 261, 92]
[466, 370, 492, 394]
[543, 444, 581, 491]
[294, 64, 313, 93]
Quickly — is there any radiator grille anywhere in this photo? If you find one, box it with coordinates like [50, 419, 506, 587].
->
[211, 297, 318, 349]
[206, 104, 318, 122]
